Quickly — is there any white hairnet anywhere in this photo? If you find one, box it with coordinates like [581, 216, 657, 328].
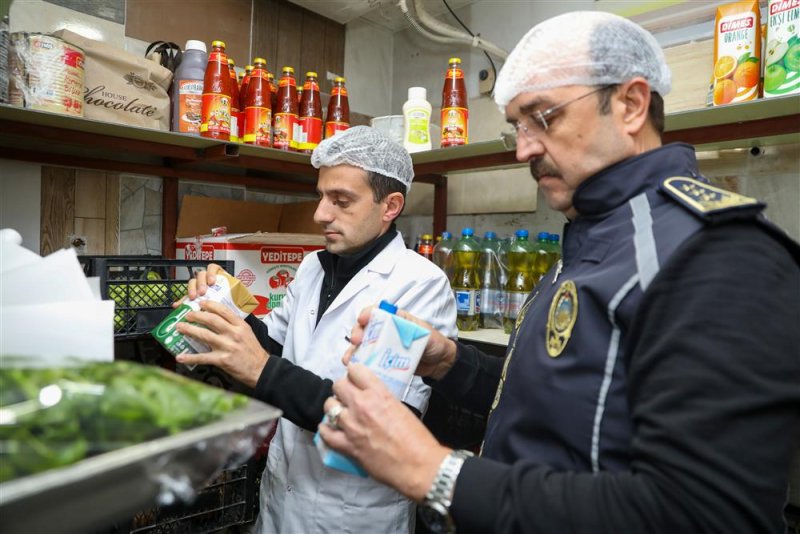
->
[494, 11, 671, 112]
[311, 126, 414, 192]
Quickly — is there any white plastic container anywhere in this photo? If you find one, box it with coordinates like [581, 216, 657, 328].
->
[402, 86, 432, 153]
[171, 40, 207, 133]
[370, 115, 404, 145]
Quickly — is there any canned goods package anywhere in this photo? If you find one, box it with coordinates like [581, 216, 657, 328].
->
[8, 32, 84, 116]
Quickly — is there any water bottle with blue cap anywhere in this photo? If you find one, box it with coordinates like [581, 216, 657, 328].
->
[504, 229, 535, 334]
[453, 228, 481, 331]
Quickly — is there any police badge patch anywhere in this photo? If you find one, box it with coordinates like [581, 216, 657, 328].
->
[546, 280, 578, 357]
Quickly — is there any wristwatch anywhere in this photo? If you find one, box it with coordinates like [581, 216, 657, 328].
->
[419, 449, 474, 533]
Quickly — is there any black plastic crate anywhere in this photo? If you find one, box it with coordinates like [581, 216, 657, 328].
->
[79, 256, 234, 340]
[112, 455, 266, 534]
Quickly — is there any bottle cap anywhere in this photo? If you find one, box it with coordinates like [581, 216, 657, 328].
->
[211, 40, 226, 49]
[228, 58, 235, 66]
[306, 71, 318, 78]
[462, 227, 474, 237]
[549, 234, 560, 243]
[408, 86, 427, 101]
[538, 232, 550, 240]
[283, 66, 295, 74]
[484, 231, 497, 239]
[422, 234, 433, 240]
[245, 65, 255, 72]
[448, 57, 462, 64]
[515, 229, 529, 238]
[334, 76, 347, 83]
[185, 40, 207, 53]
[267, 72, 275, 80]
[253, 58, 265, 66]
[442, 231, 452, 239]
[379, 300, 398, 314]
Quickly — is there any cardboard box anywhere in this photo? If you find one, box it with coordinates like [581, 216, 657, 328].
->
[176, 196, 325, 317]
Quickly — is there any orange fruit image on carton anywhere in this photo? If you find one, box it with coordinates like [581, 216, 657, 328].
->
[712, 0, 762, 105]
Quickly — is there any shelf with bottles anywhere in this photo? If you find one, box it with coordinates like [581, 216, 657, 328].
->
[411, 94, 800, 176]
[457, 328, 510, 348]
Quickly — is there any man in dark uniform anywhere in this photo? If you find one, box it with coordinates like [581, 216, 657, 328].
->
[318, 10, 800, 534]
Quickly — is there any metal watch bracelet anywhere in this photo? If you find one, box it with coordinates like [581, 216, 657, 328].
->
[422, 449, 474, 533]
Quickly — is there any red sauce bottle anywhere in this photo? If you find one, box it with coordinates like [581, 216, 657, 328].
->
[295, 71, 322, 153]
[239, 64, 253, 111]
[267, 72, 277, 112]
[242, 58, 272, 147]
[227, 59, 242, 143]
[440, 57, 468, 147]
[200, 40, 232, 141]
[324, 76, 350, 139]
[272, 66, 298, 151]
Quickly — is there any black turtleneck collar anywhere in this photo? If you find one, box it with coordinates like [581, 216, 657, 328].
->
[572, 143, 699, 217]
[315, 223, 398, 325]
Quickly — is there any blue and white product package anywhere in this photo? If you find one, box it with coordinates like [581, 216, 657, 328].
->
[314, 300, 431, 477]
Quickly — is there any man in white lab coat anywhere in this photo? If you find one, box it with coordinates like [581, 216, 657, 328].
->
[176, 126, 457, 533]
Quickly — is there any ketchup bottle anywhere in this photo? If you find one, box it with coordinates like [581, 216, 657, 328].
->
[440, 57, 468, 147]
[296, 86, 304, 108]
[227, 59, 242, 143]
[267, 72, 277, 112]
[324, 76, 350, 139]
[272, 66, 298, 151]
[295, 71, 322, 153]
[239, 64, 254, 111]
[242, 58, 272, 148]
[200, 40, 232, 141]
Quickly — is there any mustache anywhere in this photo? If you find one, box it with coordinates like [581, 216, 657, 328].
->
[529, 159, 561, 181]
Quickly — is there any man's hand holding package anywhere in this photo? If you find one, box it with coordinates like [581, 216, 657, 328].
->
[175, 300, 268, 389]
[318, 363, 450, 502]
[343, 306, 458, 380]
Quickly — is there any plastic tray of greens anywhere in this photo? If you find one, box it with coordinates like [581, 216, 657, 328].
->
[0, 359, 280, 534]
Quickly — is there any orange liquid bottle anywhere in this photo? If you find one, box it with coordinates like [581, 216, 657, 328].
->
[200, 40, 232, 141]
[239, 64, 253, 111]
[295, 71, 322, 153]
[242, 58, 272, 147]
[272, 66, 298, 151]
[227, 58, 241, 143]
[324, 76, 350, 139]
[267, 72, 277, 113]
[440, 57, 468, 147]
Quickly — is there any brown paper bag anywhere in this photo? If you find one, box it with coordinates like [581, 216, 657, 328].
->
[53, 29, 173, 130]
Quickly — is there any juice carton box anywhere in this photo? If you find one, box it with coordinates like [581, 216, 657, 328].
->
[713, 0, 762, 105]
[151, 270, 258, 361]
[765, 0, 800, 97]
[314, 301, 431, 477]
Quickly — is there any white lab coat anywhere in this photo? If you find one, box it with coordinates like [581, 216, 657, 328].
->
[255, 232, 457, 534]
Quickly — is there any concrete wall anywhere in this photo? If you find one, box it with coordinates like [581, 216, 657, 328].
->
[0, 160, 42, 253]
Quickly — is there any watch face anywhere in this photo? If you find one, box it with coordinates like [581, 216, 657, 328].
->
[419, 503, 451, 534]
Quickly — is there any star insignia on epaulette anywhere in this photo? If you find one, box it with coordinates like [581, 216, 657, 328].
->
[661, 176, 764, 218]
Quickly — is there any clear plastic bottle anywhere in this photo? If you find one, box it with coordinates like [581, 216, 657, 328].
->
[403, 86, 432, 153]
[479, 231, 503, 329]
[433, 231, 455, 282]
[452, 228, 481, 332]
[171, 40, 207, 134]
[504, 229, 535, 334]
[547, 233, 562, 269]
[532, 231, 551, 283]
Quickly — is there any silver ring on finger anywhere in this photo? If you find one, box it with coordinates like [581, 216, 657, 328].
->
[326, 403, 345, 430]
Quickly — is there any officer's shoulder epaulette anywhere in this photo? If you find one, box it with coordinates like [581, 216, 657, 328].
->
[659, 176, 765, 223]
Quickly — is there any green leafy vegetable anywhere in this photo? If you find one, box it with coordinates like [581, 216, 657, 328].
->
[0, 361, 249, 483]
